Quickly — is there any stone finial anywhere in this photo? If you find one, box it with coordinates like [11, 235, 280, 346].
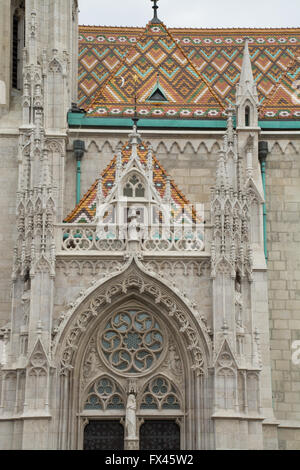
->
[116, 144, 123, 180]
[163, 175, 172, 203]
[239, 37, 255, 90]
[147, 145, 153, 180]
[97, 175, 105, 203]
[236, 37, 259, 127]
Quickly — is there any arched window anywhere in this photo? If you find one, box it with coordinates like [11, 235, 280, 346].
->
[12, 7, 25, 90]
[245, 106, 250, 127]
[123, 174, 145, 198]
[84, 377, 125, 411]
[140, 376, 181, 410]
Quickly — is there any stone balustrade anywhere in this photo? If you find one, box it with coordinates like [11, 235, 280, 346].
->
[55, 224, 205, 254]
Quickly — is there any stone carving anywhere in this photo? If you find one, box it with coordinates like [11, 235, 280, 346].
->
[128, 208, 142, 241]
[142, 259, 210, 279]
[82, 341, 101, 381]
[99, 308, 165, 375]
[211, 109, 254, 281]
[235, 273, 244, 331]
[55, 262, 209, 377]
[169, 344, 183, 377]
[84, 376, 125, 411]
[56, 259, 123, 277]
[125, 393, 137, 439]
[140, 376, 181, 411]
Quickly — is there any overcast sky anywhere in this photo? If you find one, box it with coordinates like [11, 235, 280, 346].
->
[79, 0, 299, 28]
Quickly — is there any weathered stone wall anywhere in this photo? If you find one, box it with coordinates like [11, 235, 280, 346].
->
[0, 135, 18, 327]
[278, 426, 300, 450]
[266, 138, 300, 424]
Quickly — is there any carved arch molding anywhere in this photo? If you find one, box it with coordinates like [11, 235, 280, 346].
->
[53, 261, 211, 377]
[53, 261, 213, 450]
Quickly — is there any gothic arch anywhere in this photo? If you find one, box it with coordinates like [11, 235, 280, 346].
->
[53, 257, 213, 450]
[53, 258, 211, 368]
[87, 140, 100, 152]
[183, 141, 196, 154]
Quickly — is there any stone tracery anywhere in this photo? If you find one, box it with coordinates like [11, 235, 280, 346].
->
[99, 308, 165, 374]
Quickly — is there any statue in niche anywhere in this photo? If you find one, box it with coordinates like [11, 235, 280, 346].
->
[125, 393, 137, 440]
[235, 272, 244, 332]
[83, 346, 99, 380]
[169, 344, 183, 376]
[21, 293, 30, 327]
[128, 207, 141, 241]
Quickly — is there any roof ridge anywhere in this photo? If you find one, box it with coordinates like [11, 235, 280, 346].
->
[86, 22, 154, 112]
[79, 25, 300, 32]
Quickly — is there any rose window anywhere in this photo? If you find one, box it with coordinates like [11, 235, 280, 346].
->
[99, 309, 164, 374]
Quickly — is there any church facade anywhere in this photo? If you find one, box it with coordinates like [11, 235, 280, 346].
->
[0, 0, 299, 450]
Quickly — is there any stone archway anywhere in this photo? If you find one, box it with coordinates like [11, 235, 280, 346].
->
[53, 259, 213, 450]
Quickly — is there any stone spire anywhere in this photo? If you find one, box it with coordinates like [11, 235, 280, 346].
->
[236, 37, 259, 128]
[239, 39, 255, 92]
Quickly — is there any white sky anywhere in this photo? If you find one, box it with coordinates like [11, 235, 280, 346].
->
[79, 0, 300, 28]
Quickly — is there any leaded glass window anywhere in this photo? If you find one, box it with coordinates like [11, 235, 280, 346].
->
[100, 309, 164, 374]
[84, 377, 125, 411]
[123, 175, 145, 198]
[141, 376, 181, 410]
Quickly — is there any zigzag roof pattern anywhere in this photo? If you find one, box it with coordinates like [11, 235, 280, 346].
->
[78, 25, 300, 120]
[83, 21, 224, 119]
[64, 141, 198, 224]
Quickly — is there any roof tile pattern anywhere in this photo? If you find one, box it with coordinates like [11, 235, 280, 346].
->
[84, 22, 224, 119]
[78, 26, 300, 120]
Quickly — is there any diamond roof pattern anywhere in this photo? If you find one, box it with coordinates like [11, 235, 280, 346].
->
[78, 24, 300, 120]
[64, 141, 198, 224]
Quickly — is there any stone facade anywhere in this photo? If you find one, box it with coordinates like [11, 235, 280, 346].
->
[0, 0, 299, 450]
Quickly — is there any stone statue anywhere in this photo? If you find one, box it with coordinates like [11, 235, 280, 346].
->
[128, 208, 140, 241]
[83, 347, 98, 379]
[125, 393, 137, 440]
[235, 274, 244, 330]
[169, 344, 182, 376]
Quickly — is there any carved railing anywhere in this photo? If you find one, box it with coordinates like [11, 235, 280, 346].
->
[55, 224, 205, 254]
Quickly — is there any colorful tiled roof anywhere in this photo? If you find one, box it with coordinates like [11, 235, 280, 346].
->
[64, 141, 199, 224]
[78, 25, 300, 120]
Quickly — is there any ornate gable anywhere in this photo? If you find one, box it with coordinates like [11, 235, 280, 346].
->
[64, 131, 201, 227]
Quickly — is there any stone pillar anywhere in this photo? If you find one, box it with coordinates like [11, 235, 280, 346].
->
[0, 0, 12, 112]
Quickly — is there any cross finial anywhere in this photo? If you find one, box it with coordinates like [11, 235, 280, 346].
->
[151, 0, 162, 24]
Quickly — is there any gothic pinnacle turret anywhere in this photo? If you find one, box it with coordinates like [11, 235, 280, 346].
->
[236, 37, 259, 128]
